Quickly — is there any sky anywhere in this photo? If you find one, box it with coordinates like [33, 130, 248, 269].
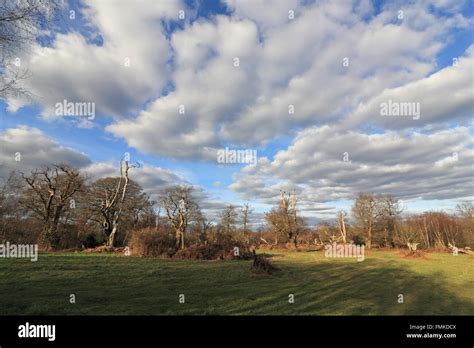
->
[0, 0, 473, 228]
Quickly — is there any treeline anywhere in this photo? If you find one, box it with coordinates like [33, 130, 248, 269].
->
[319, 194, 473, 250]
[0, 163, 472, 255]
[0, 163, 256, 258]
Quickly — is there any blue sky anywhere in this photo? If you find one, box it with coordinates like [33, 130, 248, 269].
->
[0, 0, 473, 226]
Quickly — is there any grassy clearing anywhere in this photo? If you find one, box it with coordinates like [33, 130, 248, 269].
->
[0, 250, 472, 315]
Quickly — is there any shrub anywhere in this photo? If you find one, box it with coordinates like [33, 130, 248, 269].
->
[128, 228, 253, 260]
[173, 239, 252, 260]
[81, 232, 102, 249]
[129, 228, 177, 257]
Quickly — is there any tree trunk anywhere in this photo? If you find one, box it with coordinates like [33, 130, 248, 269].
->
[340, 216, 347, 244]
[41, 225, 54, 251]
[407, 242, 418, 254]
[107, 225, 118, 248]
[42, 220, 61, 251]
[367, 226, 372, 249]
[175, 230, 185, 249]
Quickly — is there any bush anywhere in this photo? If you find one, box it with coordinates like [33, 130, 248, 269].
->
[81, 232, 104, 249]
[129, 228, 177, 257]
[0, 218, 41, 245]
[173, 239, 252, 260]
[128, 228, 253, 260]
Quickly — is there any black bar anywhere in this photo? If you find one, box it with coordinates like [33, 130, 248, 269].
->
[0, 316, 472, 346]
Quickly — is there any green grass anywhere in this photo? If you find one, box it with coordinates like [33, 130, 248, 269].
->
[0, 250, 472, 315]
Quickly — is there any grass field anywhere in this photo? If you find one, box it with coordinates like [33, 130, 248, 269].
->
[0, 250, 472, 315]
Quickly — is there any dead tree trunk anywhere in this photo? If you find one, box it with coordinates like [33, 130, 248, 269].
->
[407, 242, 419, 254]
[101, 160, 136, 248]
[260, 237, 277, 250]
[337, 211, 348, 244]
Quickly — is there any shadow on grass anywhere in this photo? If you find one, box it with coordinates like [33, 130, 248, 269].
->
[0, 254, 472, 315]
[221, 259, 474, 315]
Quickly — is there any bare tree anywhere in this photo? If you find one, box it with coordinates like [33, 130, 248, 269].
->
[19, 164, 83, 250]
[265, 190, 303, 248]
[352, 193, 379, 249]
[84, 175, 150, 247]
[195, 212, 212, 245]
[395, 217, 422, 254]
[220, 204, 238, 235]
[456, 201, 473, 219]
[241, 203, 251, 233]
[377, 194, 402, 247]
[0, 0, 60, 99]
[336, 210, 348, 244]
[240, 202, 252, 242]
[0, 171, 24, 240]
[160, 185, 200, 249]
[456, 201, 474, 247]
[93, 160, 136, 247]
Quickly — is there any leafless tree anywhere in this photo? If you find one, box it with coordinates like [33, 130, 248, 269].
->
[240, 202, 252, 242]
[456, 201, 474, 247]
[456, 201, 473, 219]
[220, 204, 238, 235]
[0, 0, 61, 99]
[241, 203, 251, 233]
[160, 185, 200, 249]
[19, 164, 83, 250]
[93, 160, 137, 247]
[0, 171, 24, 240]
[195, 212, 212, 245]
[265, 190, 303, 248]
[336, 210, 348, 244]
[84, 175, 150, 247]
[352, 193, 379, 249]
[377, 194, 402, 247]
[395, 218, 421, 254]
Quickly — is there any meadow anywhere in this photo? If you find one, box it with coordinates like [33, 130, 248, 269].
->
[0, 250, 472, 315]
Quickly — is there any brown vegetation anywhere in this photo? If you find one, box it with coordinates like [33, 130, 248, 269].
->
[0, 161, 472, 262]
[250, 250, 277, 274]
